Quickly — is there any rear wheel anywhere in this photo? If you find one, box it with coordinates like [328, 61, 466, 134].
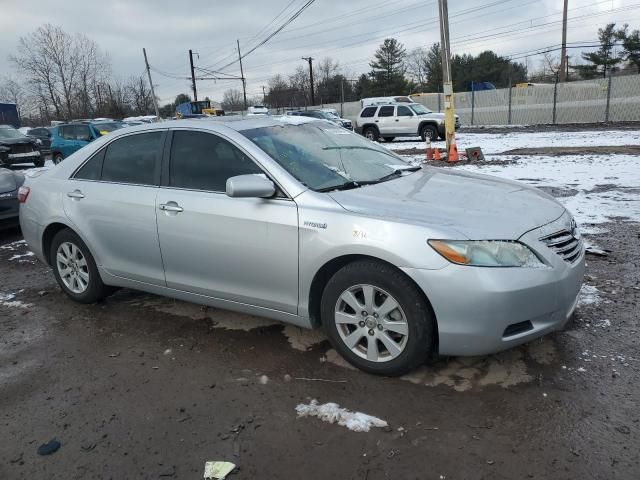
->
[321, 260, 435, 376]
[363, 127, 379, 142]
[420, 124, 438, 142]
[53, 153, 64, 165]
[383, 136, 395, 142]
[50, 229, 111, 303]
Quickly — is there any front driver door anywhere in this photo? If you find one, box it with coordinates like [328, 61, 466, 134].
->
[156, 129, 299, 314]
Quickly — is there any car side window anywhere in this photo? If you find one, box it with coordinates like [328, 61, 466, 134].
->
[74, 150, 105, 181]
[169, 130, 263, 192]
[397, 106, 413, 117]
[101, 132, 163, 185]
[378, 106, 394, 117]
[59, 126, 73, 140]
[360, 107, 377, 118]
[74, 125, 92, 141]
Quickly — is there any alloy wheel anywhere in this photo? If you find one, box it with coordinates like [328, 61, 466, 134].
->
[334, 284, 409, 363]
[56, 241, 90, 294]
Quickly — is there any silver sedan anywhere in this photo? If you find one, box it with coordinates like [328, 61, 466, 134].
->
[19, 117, 584, 376]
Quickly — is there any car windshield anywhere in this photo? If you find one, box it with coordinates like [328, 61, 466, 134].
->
[92, 122, 124, 134]
[308, 111, 335, 120]
[409, 104, 432, 115]
[0, 127, 26, 140]
[241, 122, 419, 192]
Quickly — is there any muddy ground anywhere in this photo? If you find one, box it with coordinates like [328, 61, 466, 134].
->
[1, 215, 639, 480]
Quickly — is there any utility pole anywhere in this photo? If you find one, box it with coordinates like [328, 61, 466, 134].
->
[261, 85, 266, 103]
[189, 49, 198, 101]
[237, 40, 248, 111]
[302, 57, 315, 106]
[340, 77, 345, 117]
[437, 0, 456, 156]
[559, 0, 569, 82]
[143, 48, 161, 120]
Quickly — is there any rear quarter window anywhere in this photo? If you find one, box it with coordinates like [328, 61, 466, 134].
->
[360, 107, 377, 118]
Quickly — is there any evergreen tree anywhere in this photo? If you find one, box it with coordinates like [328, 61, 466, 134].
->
[368, 38, 409, 95]
[577, 23, 621, 78]
[617, 24, 640, 73]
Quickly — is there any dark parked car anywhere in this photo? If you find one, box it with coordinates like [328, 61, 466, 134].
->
[0, 125, 43, 168]
[0, 167, 25, 228]
[25, 127, 52, 153]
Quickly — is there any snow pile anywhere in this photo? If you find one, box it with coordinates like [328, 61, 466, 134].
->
[577, 284, 601, 307]
[295, 399, 388, 432]
[9, 251, 34, 262]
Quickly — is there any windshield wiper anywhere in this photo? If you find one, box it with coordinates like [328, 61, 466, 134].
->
[315, 180, 361, 192]
[369, 165, 422, 184]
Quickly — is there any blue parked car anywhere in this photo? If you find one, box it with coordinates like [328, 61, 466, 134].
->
[50, 121, 126, 164]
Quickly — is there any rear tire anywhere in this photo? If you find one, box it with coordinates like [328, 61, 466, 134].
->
[420, 124, 438, 142]
[50, 229, 111, 304]
[321, 259, 435, 376]
[363, 127, 379, 142]
[53, 153, 64, 164]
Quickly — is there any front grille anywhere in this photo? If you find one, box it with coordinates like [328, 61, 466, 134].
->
[9, 144, 34, 155]
[540, 229, 583, 264]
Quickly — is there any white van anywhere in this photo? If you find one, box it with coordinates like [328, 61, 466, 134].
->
[360, 96, 413, 107]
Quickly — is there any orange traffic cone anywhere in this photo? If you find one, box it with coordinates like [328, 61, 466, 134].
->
[448, 142, 459, 162]
[434, 148, 441, 161]
[425, 138, 433, 161]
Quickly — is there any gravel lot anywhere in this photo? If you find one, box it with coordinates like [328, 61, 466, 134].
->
[1, 127, 639, 479]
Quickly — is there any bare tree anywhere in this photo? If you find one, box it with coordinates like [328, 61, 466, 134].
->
[11, 24, 110, 120]
[126, 75, 154, 115]
[405, 47, 429, 88]
[221, 89, 244, 111]
[0, 77, 30, 117]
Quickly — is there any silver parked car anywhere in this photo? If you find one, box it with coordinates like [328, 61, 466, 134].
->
[19, 117, 584, 376]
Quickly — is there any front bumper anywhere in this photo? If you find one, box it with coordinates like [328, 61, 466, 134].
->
[402, 214, 585, 356]
[1, 152, 42, 166]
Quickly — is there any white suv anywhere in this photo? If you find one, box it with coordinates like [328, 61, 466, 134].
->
[354, 103, 460, 142]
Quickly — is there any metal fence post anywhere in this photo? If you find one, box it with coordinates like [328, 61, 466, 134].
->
[471, 82, 475, 125]
[605, 74, 613, 122]
[552, 74, 558, 124]
[438, 92, 442, 112]
[508, 84, 513, 125]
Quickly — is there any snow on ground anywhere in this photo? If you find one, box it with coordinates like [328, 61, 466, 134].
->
[385, 130, 640, 155]
[0, 292, 32, 309]
[295, 399, 388, 432]
[577, 284, 601, 307]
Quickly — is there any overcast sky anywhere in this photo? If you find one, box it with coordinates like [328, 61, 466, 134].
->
[0, 0, 636, 105]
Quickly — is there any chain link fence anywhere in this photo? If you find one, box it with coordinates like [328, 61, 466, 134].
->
[315, 74, 640, 126]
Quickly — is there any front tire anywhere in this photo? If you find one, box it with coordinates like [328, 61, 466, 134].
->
[53, 153, 64, 164]
[321, 260, 435, 376]
[50, 229, 111, 303]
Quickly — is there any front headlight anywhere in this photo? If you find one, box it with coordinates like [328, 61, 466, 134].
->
[428, 240, 547, 268]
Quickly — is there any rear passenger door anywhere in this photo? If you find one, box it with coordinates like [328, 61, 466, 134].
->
[155, 129, 299, 314]
[63, 130, 167, 286]
[376, 105, 396, 135]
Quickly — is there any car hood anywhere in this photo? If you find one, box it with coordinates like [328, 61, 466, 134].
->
[0, 137, 36, 147]
[328, 167, 565, 239]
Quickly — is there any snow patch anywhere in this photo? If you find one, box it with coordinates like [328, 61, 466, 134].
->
[578, 284, 601, 307]
[295, 399, 388, 432]
[8, 251, 34, 261]
[0, 292, 32, 309]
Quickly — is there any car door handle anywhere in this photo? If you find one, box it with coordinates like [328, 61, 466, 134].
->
[159, 202, 184, 213]
[374, 120, 379, 122]
[67, 190, 85, 199]
[395, 119, 399, 122]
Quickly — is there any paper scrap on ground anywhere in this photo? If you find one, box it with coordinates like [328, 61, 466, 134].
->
[204, 461, 235, 479]
[295, 399, 388, 432]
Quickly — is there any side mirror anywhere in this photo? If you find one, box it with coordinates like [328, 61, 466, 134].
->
[226, 174, 275, 198]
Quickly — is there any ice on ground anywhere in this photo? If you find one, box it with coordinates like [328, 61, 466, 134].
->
[384, 130, 640, 154]
[594, 318, 611, 328]
[0, 240, 27, 251]
[578, 284, 601, 307]
[8, 251, 34, 261]
[296, 399, 388, 432]
[0, 292, 32, 309]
